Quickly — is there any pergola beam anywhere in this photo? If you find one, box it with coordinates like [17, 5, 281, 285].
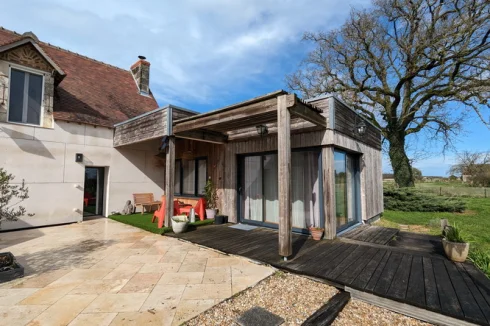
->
[176, 130, 228, 144]
[290, 103, 327, 128]
[173, 95, 296, 134]
[278, 94, 292, 258]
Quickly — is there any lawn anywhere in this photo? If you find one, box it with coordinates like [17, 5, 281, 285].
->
[378, 197, 490, 252]
[109, 213, 215, 235]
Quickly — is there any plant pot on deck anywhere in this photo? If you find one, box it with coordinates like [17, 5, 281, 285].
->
[309, 227, 324, 241]
[442, 239, 469, 262]
[215, 215, 227, 225]
[171, 216, 189, 234]
[205, 209, 217, 220]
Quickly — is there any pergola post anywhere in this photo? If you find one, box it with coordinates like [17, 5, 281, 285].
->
[164, 136, 175, 227]
[277, 95, 292, 259]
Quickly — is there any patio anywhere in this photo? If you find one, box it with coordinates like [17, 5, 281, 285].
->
[0, 218, 274, 325]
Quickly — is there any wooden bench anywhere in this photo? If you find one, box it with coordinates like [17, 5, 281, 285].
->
[133, 193, 161, 214]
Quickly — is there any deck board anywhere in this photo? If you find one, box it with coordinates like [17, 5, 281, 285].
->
[167, 224, 490, 325]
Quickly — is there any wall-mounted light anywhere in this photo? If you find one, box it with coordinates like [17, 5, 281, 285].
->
[75, 153, 83, 162]
[356, 120, 367, 136]
[256, 125, 268, 137]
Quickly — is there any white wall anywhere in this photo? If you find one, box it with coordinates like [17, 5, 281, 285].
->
[0, 120, 165, 230]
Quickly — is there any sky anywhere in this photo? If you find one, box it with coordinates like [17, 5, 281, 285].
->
[2, 0, 489, 176]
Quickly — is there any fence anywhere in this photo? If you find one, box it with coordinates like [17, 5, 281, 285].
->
[416, 184, 489, 198]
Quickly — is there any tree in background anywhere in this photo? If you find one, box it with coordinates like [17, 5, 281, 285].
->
[412, 167, 423, 181]
[287, 0, 490, 187]
[450, 151, 490, 186]
[0, 168, 31, 228]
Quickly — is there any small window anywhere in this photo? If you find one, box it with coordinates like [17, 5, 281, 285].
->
[175, 158, 207, 196]
[8, 68, 44, 126]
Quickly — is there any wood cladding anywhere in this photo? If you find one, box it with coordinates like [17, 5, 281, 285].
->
[333, 98, 382, 150]
[114, 109, 167, 147]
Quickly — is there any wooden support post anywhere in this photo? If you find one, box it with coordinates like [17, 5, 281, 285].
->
[323, 147, 336, 239]
[278, 95, 292, 258]
[164, 136, 175, 227]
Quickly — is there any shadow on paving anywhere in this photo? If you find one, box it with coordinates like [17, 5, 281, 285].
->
[16, 239, 115, 275]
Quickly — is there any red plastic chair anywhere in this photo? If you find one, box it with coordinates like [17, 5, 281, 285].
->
[152, 196, 166, 228]
[152, 197, 184, 228]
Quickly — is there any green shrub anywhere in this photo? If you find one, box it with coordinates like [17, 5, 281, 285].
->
[443, 224, 465, 243]
[384, 186, 466, 212]
[469, 249, 490, 278]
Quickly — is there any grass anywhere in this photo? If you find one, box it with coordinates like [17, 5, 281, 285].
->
[108, 213, 215, 235]
[378, 197, 490, 252]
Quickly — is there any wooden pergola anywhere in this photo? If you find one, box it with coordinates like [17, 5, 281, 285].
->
[165, 91, 327, 258]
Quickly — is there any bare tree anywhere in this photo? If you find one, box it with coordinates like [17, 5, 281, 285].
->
[449, 151, 490, 186]
[287, 0, 490, 187]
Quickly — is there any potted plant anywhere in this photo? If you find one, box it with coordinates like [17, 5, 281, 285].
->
[171, 215, 189, 234]
[309, 225, 324, 241]
[204, 177, 218, 220]
[442, 223, 469, 262]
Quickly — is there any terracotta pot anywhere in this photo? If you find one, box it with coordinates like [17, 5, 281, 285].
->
[309, 228, 324, 241]
[171, 216, 189, 234]
[442, 239, 469, 262]
[205, 209, 216, 220]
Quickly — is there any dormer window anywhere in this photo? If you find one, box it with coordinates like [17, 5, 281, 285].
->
[8, 67, 44, 126]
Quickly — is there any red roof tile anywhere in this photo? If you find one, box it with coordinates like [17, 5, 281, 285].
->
[0, 27, 159, 127]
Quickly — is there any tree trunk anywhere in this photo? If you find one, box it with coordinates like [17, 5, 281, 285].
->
[388, 132, 414, 187]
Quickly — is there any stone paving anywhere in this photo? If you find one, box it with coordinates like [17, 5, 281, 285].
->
[0, 218, 274, 326]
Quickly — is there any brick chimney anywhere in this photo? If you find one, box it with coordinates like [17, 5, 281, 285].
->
[131, 56, 150, 95]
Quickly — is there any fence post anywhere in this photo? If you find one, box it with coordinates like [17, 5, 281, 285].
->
[485, 188, 487, 198]
[440, 187, 442, 196]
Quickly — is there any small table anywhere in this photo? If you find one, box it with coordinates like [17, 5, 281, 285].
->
[141, 201, 162, 214]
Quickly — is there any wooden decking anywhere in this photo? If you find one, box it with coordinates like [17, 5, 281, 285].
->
[167, 225, 490, 325]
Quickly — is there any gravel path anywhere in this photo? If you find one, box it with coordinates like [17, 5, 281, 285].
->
[185, 271, 431, 326]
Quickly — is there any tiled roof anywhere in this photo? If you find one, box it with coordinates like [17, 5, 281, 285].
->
[0, 27, 159, 127]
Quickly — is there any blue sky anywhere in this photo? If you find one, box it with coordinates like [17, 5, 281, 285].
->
[3, 0, 489, 176]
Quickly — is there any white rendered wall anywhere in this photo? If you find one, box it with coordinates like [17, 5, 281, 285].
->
[0, 120, 164, 230]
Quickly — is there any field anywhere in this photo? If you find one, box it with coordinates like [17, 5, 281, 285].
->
[379, 196, 490, 252]
[416, 182, 489, 197]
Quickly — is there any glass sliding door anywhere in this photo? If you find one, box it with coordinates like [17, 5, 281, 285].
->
[263, 154, 279, 224]
[242, 156, 263, 222]
[334, 150, 360, 232]
[239, 150, 321, 231]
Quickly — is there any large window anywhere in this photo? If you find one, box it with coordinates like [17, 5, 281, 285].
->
[239, 150, 321, 231]
[175, 158, 207, 196]
[8, 68, 44, 126]
[334, 150, 361, 232]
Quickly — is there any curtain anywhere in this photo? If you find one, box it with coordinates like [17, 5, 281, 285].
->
[263, 154, 279, 223]
[182, 160, 195, 194]
[243, 156, 262, 221]
[175, 160, 181, 193]
[292, 152, 320, 228]
[197, 159, 207, 195]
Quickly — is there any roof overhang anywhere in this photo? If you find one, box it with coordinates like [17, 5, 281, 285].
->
[173, 91, 327, 142]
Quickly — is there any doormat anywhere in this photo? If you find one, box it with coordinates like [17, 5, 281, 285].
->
[229, 224, 258, 231]
[236, 306, 284, 326]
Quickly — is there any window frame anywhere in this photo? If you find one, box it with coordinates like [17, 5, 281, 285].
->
[174, 157, 208, 197]
[7, 64, 46, 127]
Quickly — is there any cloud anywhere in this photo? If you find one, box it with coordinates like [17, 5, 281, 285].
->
[2, 0, 370, 110]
